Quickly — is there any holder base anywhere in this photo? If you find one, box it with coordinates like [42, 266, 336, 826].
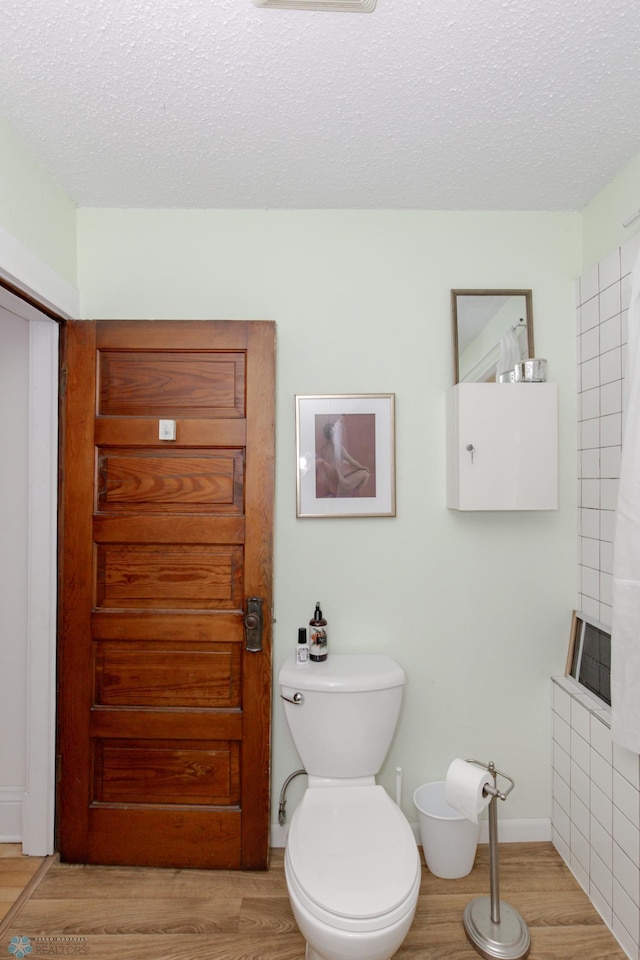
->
[463, 897, 530, 960]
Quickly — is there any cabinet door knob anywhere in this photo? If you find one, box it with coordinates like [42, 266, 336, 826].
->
[466, 443, 475, 464]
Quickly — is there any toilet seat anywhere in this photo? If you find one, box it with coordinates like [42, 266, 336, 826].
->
[285, 785, 420, 934]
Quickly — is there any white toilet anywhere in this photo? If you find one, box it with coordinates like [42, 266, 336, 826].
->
[280, 654, 420, 960]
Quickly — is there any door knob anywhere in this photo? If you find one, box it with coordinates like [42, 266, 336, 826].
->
[244, 597, 264, 652]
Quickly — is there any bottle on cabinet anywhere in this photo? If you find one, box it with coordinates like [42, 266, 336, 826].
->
[309, 602, 328, 662]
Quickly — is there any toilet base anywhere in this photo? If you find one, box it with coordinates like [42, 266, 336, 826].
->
[290, 894, 416, 960]
[305, 946, 391, 960]
[303, 936, 397, 960]
[305, 946, 395, 960]
[284, 783, 420, 960]
[306, 947, 330, 960]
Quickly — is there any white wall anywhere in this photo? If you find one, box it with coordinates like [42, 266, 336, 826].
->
[576, 233, 640, 625]
[551, 678, 640, 960]
[549, 227, 640, 960]
[0, 109, 637, 854]
[78, 207, 580, 832]
[547, 155, 640, 959]
[581, 151, 640, 272]
[0, 115, 77, 287]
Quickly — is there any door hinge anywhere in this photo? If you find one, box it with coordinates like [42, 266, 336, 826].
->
[56, 755, 62, 783]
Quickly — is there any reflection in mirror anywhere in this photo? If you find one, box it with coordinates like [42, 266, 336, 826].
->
[452, 290, 534, 384]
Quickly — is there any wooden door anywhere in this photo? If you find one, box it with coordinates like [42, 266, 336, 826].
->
[57, 320, 275, 869]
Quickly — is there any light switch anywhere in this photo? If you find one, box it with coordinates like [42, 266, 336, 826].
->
[159, 419, 176, 441]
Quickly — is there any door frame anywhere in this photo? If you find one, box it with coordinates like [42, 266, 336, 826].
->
[0, 246, 75, 854]
[0, 288, 59, 854]
[22, 309, 59, 854]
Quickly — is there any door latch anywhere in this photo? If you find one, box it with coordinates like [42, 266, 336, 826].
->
[244, 597, 264, 652]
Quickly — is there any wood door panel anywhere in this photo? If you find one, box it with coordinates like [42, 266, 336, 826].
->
[87, 808, 242, 869]
[93, 515, 245, 544]
[95, 418, 247, 447]
[95, 319, 250, 351]
[95, 544, 243, 609]
[94, 642, 241, 707]
[90, 709, 243, 741]
[98, 352, 245, 418]
[98, 450, 244, 513]
[91, 612, 243, 642]
[93, 740, 241, 805]
[58, 319, 274, 869]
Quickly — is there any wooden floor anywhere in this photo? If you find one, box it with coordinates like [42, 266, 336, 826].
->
[0, 843, 629, 959]
[0, 845, 45, 922]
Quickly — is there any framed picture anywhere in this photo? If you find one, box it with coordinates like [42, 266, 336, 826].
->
[295, 394, 396, 518]
[565, 609, 611, 706]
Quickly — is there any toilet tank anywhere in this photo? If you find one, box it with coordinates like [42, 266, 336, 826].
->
[279, 654, 405, 779]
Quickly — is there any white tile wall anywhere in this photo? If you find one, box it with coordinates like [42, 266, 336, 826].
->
[552, 677, 640, 958]
[551, 230, 640, 960]
[577, 231, 640, 626]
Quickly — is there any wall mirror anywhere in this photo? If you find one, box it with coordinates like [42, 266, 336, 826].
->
[452, 289, 534, 383]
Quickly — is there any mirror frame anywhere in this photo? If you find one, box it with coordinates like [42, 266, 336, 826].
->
[451, 289, 534, 384]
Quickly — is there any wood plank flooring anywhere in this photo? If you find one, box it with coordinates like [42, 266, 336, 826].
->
[0, 844, 44, 922]
[0, 843, 629, 959]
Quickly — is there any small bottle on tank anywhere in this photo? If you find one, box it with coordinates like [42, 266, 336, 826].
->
[296, 627, 309, 665]
[309, 602, 328, 662]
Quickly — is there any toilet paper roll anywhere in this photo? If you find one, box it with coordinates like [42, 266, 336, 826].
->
[445, 759, 493, 824]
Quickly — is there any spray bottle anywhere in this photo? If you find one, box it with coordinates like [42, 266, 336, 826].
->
[309, 602, 328, 662]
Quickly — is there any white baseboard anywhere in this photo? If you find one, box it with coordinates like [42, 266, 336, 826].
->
[477, 817, 552, 844]
[0, 788, 24, 843]
[271, 817, 551, 849]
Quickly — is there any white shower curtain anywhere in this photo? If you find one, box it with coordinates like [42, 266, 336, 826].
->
[612, 245, 640, 753]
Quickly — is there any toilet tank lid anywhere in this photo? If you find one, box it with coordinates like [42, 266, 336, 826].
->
[279, 654, 405, 692]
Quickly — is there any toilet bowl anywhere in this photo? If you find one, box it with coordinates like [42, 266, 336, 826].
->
[280, 655, 420, 960]
[285, 786, 420, 960]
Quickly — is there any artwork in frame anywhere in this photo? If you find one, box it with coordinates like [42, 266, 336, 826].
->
[565, 609, 611, 706]
[295, 394, 396, 518]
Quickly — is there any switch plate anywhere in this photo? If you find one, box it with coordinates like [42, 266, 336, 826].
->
[159, 419, 176, 441]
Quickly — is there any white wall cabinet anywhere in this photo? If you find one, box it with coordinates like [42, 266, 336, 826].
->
[446, 383, 558, 511]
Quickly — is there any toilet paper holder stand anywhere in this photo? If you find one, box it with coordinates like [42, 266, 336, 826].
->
[462, 759, 530, 960]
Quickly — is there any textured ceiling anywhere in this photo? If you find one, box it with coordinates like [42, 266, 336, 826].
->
[1, 0, 640, 209]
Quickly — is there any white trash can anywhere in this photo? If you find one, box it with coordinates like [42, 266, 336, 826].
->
[413, 781, 480, 879]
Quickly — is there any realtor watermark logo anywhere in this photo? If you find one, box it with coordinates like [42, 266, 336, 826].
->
[8, 938, 88, 957]
[8, 938, 31, 958]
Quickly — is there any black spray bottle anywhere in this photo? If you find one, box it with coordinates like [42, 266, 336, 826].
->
[309, 602, 328, 662]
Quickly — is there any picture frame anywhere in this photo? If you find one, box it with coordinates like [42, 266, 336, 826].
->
[295, 394, 396, 518]
[565, 610, 581, 677]
[565, 609, 611, 706]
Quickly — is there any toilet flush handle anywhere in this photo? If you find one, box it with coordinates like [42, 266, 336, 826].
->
[281, 691, 305, 705]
